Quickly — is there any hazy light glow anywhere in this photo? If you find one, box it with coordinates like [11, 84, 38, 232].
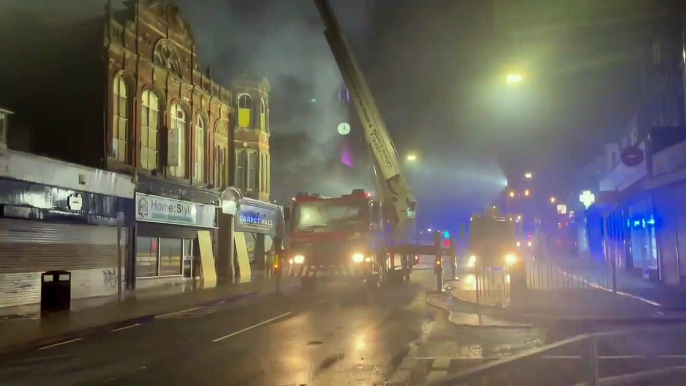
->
[524, 172, 532, 179]
[406, 154, 417, 162]
[550, 197, 556, 203]
[506, 73, 523, 84]
[524, 189, 530, 196]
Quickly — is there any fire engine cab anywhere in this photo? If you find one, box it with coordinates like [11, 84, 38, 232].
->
[286, 189, 389, 290]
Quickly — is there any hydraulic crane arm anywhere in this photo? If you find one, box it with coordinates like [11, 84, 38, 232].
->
[314, 0, 416, 238]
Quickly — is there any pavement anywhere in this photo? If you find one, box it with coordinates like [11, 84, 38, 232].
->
[0, 273, 298, 356]
[443, 255, 686, 325]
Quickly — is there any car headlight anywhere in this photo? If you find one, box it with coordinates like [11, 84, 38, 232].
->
[505, 254, 517, 266]
[293, 254, 305, 264]
[516, 241, 521, 247]
[467, 255, 476, 268]
[527, 241, 532, 247]
[352, 253, 365, 263]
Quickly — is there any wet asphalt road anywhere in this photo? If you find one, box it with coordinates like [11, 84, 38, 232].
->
[0, 270, 436, 386]
[11, 258, 668, 385]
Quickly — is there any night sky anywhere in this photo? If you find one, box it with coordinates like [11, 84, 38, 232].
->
[1, 0, 667, 231]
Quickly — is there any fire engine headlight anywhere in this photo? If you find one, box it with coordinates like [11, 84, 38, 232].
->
[352, 253, 365, 263]
[505, 254, 518, 266]
[293, 254, 305, 265]
[467, 255, 477, 268]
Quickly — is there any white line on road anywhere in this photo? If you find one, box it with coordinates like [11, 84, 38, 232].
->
[212, 312, 293, 342]
[542, 355, 583, 359]
[38, 338, 83, 350]
[111, 323, 140, 332]
[156, 307, 201, 319]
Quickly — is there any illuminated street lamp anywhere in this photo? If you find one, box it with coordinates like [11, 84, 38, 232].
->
[506, 73, 523, 84]
[524, 189, 530, 197]
[509, 191, 515, 198]
[524, 172, 533, 179]
[550, 197, 556, 203]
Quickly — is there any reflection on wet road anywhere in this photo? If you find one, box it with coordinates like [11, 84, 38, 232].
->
[0, 266, 557, 386]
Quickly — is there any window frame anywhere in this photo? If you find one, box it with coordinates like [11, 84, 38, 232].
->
[237, 93, 253, 128]
[194, 114, 206, 183]
[112, 74, 130, 164]
[140, 90, 160, 171]
[170, 103, 187, 178]
[235, 149, 245, 191]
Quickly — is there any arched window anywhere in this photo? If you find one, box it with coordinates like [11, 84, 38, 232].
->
[112, 74, 129, 163]
[259, 98, 266, 131]
[214, 120, 228, 189]
[170, 104, 187, 178]
[194, 114, 206, 183]
[141, 90, 160, 171]
[237, 93, 252, 128]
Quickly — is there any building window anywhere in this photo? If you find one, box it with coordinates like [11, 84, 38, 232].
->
[136, 237, 158, 278]
[194, 114, 206, 183]
[237, 94, 252, 128]
[235, 150, 245, 190]
[247, 151, 258, 192]
[259, 99, 266, 131]
[141, 90, 160, 171]
[159, 238, 182, 276]
[112, 74, 129, 163]
[170, 104, 187, 178]
[135, 236, 186, 278]
[214, 121, 228, 189]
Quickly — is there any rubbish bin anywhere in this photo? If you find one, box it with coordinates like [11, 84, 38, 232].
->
[41, 271, 71, 314]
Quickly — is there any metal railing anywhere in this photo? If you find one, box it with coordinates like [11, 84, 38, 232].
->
[425, 325, 686, 386]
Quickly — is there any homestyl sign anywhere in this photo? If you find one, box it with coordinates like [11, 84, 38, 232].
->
[136, 193, 216, 228]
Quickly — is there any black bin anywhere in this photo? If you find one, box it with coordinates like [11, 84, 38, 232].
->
[41, 271, 71, 314]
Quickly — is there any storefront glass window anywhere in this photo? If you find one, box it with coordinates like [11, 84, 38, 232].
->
[159, 238, 183, 276]
[136, 236, 158, 277]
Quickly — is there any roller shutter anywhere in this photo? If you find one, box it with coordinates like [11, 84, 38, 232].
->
[0, 218, 124, 308]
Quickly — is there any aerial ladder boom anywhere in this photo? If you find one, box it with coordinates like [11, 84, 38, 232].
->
[314, 0, 416, 239]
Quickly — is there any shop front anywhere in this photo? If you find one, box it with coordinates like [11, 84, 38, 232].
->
[233, 198, 282, 276]
[0, 150, 135, 308]
[134, 192, 217, 289]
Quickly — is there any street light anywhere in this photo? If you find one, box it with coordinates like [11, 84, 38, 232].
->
[524, 189, 530, 196]
[550, 197, 556, 203]
[524, 172, 533, 179]
[509, 191, 515, 198]
[506, 73, 523, 84]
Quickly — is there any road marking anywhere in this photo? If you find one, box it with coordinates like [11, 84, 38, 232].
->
[38, 338, 83, 350]
[542, 355, 583, 359]
[156, 307, 201, 319]
[111, 323, 140, 332]
[212, 312, 293, 342]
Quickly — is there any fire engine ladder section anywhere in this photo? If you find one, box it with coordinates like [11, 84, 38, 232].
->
[315, 0, 427, 279]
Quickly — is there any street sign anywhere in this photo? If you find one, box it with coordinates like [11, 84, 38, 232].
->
[557, 204, 567, 214]
[620, 146, 644, 167]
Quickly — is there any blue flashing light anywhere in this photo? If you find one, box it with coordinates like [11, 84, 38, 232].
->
[642, 219, 646, 228]
[633, 220, 641, 227]
[647, 217, 655, 226]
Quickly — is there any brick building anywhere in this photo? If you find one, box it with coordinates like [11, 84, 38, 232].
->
[0, 0, 271, 288]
